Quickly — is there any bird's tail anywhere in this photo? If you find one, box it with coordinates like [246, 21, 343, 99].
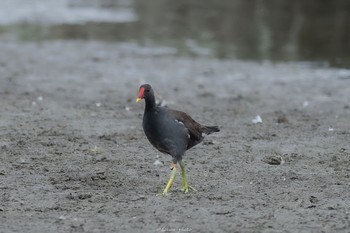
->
[202, 125, 220, 135]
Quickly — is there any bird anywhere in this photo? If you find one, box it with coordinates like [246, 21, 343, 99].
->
[136, 84, 220, 195]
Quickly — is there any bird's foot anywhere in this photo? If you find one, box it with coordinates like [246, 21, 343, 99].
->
[180, 184, 197, 194]
[156, 190, 171, 196]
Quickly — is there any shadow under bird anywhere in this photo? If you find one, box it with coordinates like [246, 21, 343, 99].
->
[136, 84, 220, 195]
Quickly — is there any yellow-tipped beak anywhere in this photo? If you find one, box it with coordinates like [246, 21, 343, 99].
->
[136, 97, 142, 103]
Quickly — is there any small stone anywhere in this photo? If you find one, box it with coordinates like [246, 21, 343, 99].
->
[262, 155, 283, 165]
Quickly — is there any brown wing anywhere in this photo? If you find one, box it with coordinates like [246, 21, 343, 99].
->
[168, 109, 204, 149]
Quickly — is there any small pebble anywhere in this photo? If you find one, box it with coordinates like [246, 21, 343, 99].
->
[262, 155, 284, 165]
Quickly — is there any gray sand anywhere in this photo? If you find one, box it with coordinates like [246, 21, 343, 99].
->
[0, 41, 349, 232]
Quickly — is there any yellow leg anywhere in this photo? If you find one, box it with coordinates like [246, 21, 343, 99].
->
[159, 163, 177, 196]
[180, 161, 197, 193]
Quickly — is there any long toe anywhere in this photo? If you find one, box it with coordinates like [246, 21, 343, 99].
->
[180, 185, 197, 194]
[156, 191, 171, 197]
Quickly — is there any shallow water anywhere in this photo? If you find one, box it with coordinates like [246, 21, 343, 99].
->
[0, 0, 349, 67]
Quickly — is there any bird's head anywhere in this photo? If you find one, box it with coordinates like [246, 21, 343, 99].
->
[136, 84, 153, 102]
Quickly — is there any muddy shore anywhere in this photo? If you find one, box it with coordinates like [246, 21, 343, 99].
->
[0, 41, 350, 232]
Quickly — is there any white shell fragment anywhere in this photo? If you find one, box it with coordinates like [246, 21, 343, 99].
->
[252, 115, 262, 124]
[153, 159, 162, 166]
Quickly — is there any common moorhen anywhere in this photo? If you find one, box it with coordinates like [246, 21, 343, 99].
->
[136, 84, 220, 195]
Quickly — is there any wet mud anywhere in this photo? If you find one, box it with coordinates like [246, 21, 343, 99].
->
[0, 41, 350, 232]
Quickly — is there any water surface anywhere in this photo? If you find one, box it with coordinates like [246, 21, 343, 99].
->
[1, 0, 349, 67]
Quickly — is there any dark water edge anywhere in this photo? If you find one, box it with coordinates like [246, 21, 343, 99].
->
[1, 0, 350, 68]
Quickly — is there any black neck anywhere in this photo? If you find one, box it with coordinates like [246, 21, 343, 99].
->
[145, 94, 156, 110]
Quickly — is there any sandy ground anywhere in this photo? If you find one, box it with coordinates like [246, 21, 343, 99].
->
[0, 41, 350, 233]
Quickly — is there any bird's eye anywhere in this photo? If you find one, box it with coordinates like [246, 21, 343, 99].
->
[144, 89, 150, 93]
